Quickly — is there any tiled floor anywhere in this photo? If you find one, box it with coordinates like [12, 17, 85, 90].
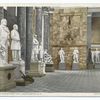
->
[9, 69, 100, 92]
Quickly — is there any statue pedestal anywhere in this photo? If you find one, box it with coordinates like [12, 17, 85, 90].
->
[72, 63, 79, 70]
[10, 61, 25, 86]
[0, 64, 16, 91]
[59, 63, 66, 70]
[10, 61, 21, 79]
[45, 63, 54, 72]
[29, 61, 46, 77]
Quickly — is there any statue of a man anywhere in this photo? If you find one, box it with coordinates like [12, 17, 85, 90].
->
[39, 42, 44, 61]
[11, 24, 21, 61]
[73, 47, 79, 63]
[31, 35, 39, 61]
[0, 19, 10, 65]
[95, 48, 100, 63]
[58, 48, 65, 63]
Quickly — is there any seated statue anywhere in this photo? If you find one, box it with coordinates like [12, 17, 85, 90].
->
[73, 47, 79, 63]
[44, 49, 53, 64]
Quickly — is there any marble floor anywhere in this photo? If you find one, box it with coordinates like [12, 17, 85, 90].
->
[9, 69, 100, 92]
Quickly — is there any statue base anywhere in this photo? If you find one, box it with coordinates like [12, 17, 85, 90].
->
[45, 63, 54, 72]
[10, 61, 27, 86]
[72, 63, 79, 70]
[59, 63, 66, 70]
[0, 64, 16, 91]
[10, 61, 21, 79]
[29, 61, 46, 77]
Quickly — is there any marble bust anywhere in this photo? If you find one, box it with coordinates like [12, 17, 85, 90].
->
[31, 35, 39, 62]
[73, 47, 79, 63]
[11, 24, 21, 61]
[0, 19, 10, 65]
[58, 48, 65, 63]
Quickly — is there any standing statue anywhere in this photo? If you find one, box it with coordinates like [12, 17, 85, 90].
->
[39, 42, 44, 61]
[73, 47, 79, 63]
[11, 24, 21, 61]
[31, 35, 39, 62]
[95, 48, 100, 63]
[58, 48, 65, 63]
[0, 19, 10, 65]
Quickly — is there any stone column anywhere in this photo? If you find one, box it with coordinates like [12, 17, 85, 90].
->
[35, 7, 42, 43]
[44, 13, 50, 51]
[87, 12, 93, 68]
[0, 7, 4, 21]
[17, 7, 26, 67]
[87, 12, 92, 48]
[26, 7, 33, 70]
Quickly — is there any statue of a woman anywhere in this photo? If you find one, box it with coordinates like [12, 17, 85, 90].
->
[0, 19, 10, 65]
[31, 35, 39, 61]
[58, 48, 65, 63]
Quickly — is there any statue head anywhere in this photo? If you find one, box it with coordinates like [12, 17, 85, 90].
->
[13, 24, 18, 30]
[1, 19, 7, 26]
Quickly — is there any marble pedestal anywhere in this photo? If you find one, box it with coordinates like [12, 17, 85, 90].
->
[10, 61, 25, 86]
[45, 63, 54, 72]
[10, 61, 21, 79]
[59, 63, 66, 70]
[0, 64, 16, 91]
[72, 63, 79, 70]
[29, 61, 46, 77]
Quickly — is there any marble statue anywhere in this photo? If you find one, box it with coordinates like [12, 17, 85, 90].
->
[58, 48, 65, 63]
[11, 24, 21, 61]
[31, 35, 39, 62]
[95, 48, 100, 63]
[73, 47, 79, 63]
[44, 49, 53, 64]
[91, 51, 95, 63]
[0, 19, 10, 65]
[39, 42, 44, 61]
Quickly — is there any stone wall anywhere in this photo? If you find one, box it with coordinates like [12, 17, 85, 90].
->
[50, 7, 88, 70]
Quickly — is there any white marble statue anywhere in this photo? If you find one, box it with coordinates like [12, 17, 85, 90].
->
[44, 49, 53, 64]
[91, 51, 95, 63]
[73, 47, 79, 63]
[39, 42, 44, 61]
[11, 24, 21, 61]
[0, 19, 10, 65]
[95, 48, 100, 63]
[58, 48, 65, 63]
[31, 35, 39, 62]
